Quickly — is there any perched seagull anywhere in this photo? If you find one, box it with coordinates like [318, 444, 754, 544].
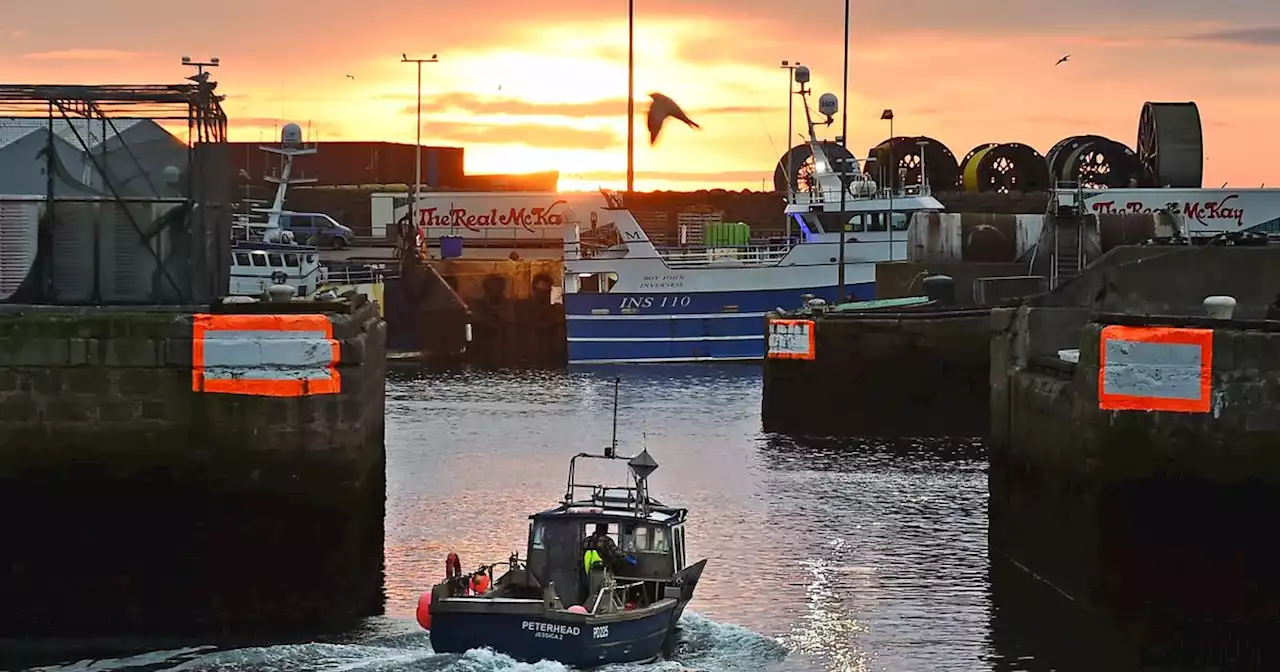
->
[1055, 54, 1070, 66]
[646, 92, 699, 144]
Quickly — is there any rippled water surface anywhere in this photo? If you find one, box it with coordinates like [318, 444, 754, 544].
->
[20, 365, 1010, 672]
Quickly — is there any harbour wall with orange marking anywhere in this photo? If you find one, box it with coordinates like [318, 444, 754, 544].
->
[0, 297, 387, 636]
[761, 305, 995, 438]
[989, 291, 1280, 659]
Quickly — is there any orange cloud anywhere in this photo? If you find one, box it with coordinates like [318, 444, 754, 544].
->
[22, 49, 146, 60]
[1178, 26, 1280, 48]
[424, 122, 619, 150]
[399, 92, 771, 119]
[566, 169, 767, 184]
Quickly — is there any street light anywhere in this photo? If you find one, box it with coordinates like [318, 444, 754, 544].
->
[916, 139, 930, 195]
[835, 154, 857, 301]
[841, 0, 849, 148]
[402, 53, 439, 233]
[880, 108, 894, 261]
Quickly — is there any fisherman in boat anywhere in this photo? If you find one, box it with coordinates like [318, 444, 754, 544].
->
[581, 523, 636, 604]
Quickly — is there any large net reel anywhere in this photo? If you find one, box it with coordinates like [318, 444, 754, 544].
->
[772, 141, 857, 193]
[1137, 102, 1203, 187]
[959, 142, 1051, 193]
[1045, 135, 1142, 189]
[863, 136, 959, 191]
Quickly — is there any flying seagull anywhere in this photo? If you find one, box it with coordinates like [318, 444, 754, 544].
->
[646, 92, 699, 144]
[345, 73, 355, 79]
[1055, 54, 1070, 66]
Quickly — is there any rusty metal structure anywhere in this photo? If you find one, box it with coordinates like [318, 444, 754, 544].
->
[0, 78, 230, 304]
[770, 100, 1206, 195]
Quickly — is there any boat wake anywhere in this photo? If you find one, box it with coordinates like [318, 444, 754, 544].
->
[20, 613, 788, 672]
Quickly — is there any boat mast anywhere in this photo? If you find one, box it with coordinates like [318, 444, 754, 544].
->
[258, 126, 317, 231]
[607, 376, 619, 458]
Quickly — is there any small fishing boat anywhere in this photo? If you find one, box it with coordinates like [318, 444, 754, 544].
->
[416, 379, 707, 667]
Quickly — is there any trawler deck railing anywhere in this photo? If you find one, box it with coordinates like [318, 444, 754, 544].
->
[590, 578, 646, 613]
[565, 241, 798, 265]
[322, 264, 398, 285]
[789, 181, 934, 206]
[658, 244, 792, 268]
[563, 484, 643, 510]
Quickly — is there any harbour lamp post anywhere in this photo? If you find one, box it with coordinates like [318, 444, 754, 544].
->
[917, 138, 929, 194]
[881, 108, 894, 260]
[402, 53, 439, 233]
[841, 0, 849, 148]
[835, 154, 858, 302]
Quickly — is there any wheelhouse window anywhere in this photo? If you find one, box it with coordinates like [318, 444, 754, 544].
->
[612, 523, 670, 554]
[631, 526, 649, 552]
[267, 253, 284, 267]
[285, 253, 299, 267]
[234, 252, 251, 266]
[530, 522, 545, 550]
[866, 211, 910, 232]
[672, 525, 686, 570]
[577, 272, 617, 294]
[815, 212, 865, 233]
[251, 254, 268, 267]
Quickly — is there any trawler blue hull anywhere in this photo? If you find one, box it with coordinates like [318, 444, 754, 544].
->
[564, 282, 876, 364]
[428, 600, 681, 667]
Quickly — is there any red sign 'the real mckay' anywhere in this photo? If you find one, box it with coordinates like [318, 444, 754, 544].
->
[418, 200, 569, 232]
[1089, 194, 1246, 227]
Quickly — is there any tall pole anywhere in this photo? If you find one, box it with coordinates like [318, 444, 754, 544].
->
[626, 0, 635, 194]
[402, 53, 438, 234]
[838, 157, 847, 301]
[781, 61, 800, 239]
[888, 115, 894, 261]
[841, 0, 849, 148]
[416, 62, 422, 223]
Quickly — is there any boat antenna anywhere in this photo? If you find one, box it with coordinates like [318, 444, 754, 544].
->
[606, 376, 619, 458]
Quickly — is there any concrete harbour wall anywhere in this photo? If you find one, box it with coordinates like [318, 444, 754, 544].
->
[0, 299, 387, 635]
[434, 258, 566, 368]
[990, 305, 1280, 660]
[762, 309, 992, 437]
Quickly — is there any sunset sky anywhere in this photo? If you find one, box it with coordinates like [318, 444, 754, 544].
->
[4, 1, 1279, 191]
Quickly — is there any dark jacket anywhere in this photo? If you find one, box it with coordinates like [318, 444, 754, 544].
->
[583, 532, 629, 572]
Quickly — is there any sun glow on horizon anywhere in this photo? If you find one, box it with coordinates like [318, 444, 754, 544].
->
[16, 11, 1273, 190]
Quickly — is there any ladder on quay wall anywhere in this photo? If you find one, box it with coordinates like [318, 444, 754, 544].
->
[1046, 181, 1087, 290]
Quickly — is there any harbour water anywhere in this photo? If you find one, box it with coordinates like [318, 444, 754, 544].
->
[17, 365, 1065, 672]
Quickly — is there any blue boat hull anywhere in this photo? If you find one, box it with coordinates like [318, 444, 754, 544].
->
[429, 601, 680, 667]
[564, 282, 875, 364]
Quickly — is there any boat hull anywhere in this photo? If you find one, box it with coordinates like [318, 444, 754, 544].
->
[428, 599, 681, 667]
[564, 282, 874, 364]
